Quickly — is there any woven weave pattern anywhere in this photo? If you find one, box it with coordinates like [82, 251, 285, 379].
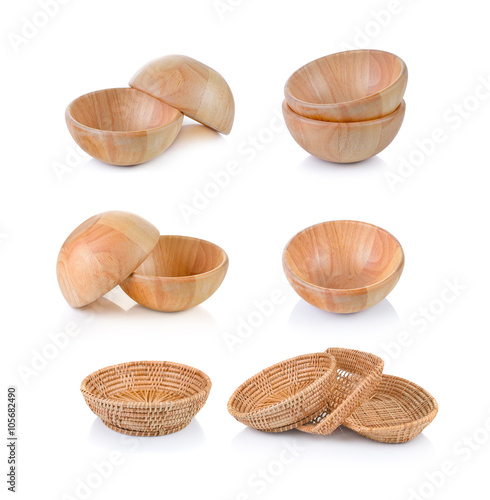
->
[81, 361, 211, 436]
[228, 353, 337, 432]
[297, 348, 384, 435]
[344, 375, 438, 443]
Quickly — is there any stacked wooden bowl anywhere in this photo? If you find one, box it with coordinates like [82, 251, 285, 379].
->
[283, 50, 407, 163]
[228, 348, 438, 443]
[57, 211, 228, 311]
[66, 55, 235, 166]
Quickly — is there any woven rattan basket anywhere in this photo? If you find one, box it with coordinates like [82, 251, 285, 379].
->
[81, 361, 211, 436]
[344, 374, 438, 443]
[228, 353, 337, 432]
[297, 348, 384, 435]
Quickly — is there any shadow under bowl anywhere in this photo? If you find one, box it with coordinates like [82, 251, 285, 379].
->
[285, 49, 407, 122]
[282, 99, 405, 163]
[120, 235, 229, 312]
[283, 220, 404, 314]
[65, 88, 183, 166]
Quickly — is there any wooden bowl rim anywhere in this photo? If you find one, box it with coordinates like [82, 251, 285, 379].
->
[65, 87, 183, 135]
[80, 360, 212, 408]
[283, 220, 405, 293]
[227, 352, 336, 420]
[285, 49, 407, 108]
[130, 235, 229, 282]
[345, 374, 439, 433]
[282, 99, 406, 128]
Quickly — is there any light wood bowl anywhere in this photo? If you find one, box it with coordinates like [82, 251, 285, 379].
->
[282, 99, 405, 163]
[65, 88, 183, 165]
[120, 235, 229, 312]
[283, 221, 404, 313]
[130, 55, 235, 135]
[285, 50, 407, 122]
[57, 211, 160, 308]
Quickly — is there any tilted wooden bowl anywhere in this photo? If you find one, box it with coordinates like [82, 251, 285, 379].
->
[81, 361, 212, 436]
[120, 235, 229, 312]
[130, 55, 235, 135]
[282, 99, 405, 163]
[66, 88, 183, 165]
[227, 352, 337, 432]
[344, 374, 438, 443]
[283, 221, 404, 313]
[285, 50, 407, 122]
[57, 211, 160, 308]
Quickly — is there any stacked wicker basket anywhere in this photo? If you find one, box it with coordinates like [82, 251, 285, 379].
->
[228, 348, 438, 443]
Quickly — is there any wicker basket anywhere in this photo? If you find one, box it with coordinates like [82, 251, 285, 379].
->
[81, 361, 211, 436]
[297, 348, 384, 435]
[228, 353, 337, 432]
[344, 374, 438, 443]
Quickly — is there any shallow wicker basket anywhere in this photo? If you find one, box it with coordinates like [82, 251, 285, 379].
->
[344, 374, 438, 443]
[297, 348, 384, 435]
[228, 353, 337, 432]
[81, 361, 212, 436]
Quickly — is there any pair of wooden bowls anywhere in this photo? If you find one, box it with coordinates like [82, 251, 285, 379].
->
[283, 220, 404, 313]
[56, 211, 228, 311]
[81, 360, 211, 436]
[283, 50, 407, 163]
[65, 55, 235, 166]
[228, 348, 438, 443]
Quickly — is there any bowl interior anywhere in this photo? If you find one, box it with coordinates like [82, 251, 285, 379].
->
[288, 51, 404, 106]
[133, 235, 226, 278]
[83, 362, 209, 403]
[285, 221, 403, 290]
[68, 88, 180, 132]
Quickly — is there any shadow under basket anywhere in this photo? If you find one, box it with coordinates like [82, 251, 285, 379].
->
[80, 361, 211, 436]
[344, 374, 438, 443]
[297, 348, 384, 435]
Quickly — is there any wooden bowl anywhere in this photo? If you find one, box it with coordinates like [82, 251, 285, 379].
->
[81, 361, 212, 436]
[285, 50, 407, 122]
[65, 88, 183, 165]
[282, 99, 405, 163]
[344, 375, 438, 443]
[130, 55, 235, 135]
[283, 221, 404, 313]
[120, 235, 229, 312]
[57, 211, 160, 308]
[227, 352, 337, 432]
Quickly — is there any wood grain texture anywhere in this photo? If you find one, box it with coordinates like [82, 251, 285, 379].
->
[129, 55, 235, 134]
[66, 88, 183, 165]
[120, 235, 228, 312]
[283, 220, 404, 314]
[344, 374, 438, 443]
[285, 50, 407, 122]
[57, 211, 160, 308]
[282, 99, 405, 163]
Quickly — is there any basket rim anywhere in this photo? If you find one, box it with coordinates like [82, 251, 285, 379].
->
[297, 348, 384, 435]
[80, 360, 212, 409]
[343, 374, 439, 434]
[227, 352, 336, 422]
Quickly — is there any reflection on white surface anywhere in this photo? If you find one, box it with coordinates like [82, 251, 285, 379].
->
[231, 425, 434, 466]
[172, 122, 226, 146]
[298, 153, 389, 173]
[87, 417, 206, 454]
[288, 298, 401, 338]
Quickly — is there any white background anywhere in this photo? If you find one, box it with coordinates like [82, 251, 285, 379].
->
[2, 0, 489, 499]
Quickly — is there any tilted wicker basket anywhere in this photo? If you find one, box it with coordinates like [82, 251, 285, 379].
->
[228, 352, 337, 432]
[344, 374, 438, 443]
[297, 348, 384, 435]
[81, 361, 211, 436]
